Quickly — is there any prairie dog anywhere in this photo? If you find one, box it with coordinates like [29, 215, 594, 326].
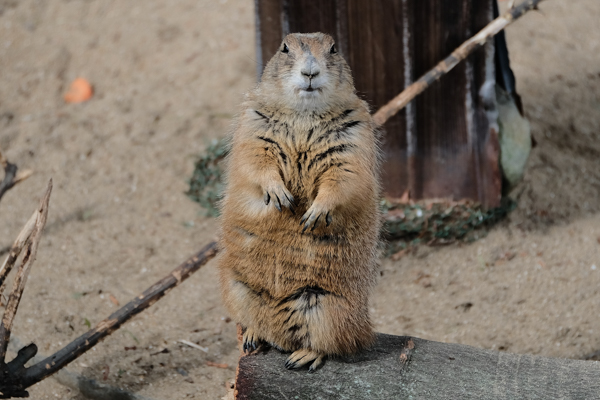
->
[218, 32, 381, 371]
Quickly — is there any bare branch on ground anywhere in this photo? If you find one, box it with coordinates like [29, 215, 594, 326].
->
[7, 336, 158, 400]
[15, 241, 218, 394]
[0, 178, 218, 397]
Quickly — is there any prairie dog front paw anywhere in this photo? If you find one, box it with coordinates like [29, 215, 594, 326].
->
[300, 202, 332, 232]
[263, 182, 295, 213]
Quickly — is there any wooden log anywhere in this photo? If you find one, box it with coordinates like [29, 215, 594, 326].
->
[235, 333, 600, 399]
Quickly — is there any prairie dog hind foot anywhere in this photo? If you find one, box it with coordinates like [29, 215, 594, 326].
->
[285, 349, 325, 373]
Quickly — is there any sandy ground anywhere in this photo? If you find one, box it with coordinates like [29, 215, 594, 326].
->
[0, 0, 599, 399]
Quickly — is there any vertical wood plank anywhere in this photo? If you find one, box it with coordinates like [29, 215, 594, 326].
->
[286, 0, 338, 36]
[256, 0, 283, 77]
[412, 0, 470, 201]
[472, 0, 502, 207]
[345, 0, 411, 199]
[405, 0, 499, 206]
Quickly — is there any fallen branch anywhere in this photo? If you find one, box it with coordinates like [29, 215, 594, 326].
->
[6, 337, 157, 400]
[235, 333, 600, 399]
[0, 174, 219, 397]
[3, 241, 218, 396]
[0, 148, 33, 204]
[372, 0, 545, 126]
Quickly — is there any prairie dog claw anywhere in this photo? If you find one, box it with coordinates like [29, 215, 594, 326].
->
[285, 349, 325, 372]
[242, 328, 263, 354]
[263, 183, 295, 213]
[301, 203, 331, 232]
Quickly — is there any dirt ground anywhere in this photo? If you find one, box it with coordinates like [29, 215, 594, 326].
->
[0, 0, 599, 399]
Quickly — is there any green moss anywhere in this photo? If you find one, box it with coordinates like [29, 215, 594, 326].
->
[381, 198, 516, 255]
[186, 139, 228, 217]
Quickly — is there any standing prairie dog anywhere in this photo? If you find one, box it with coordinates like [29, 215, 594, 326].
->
[218, 32, 381, 372]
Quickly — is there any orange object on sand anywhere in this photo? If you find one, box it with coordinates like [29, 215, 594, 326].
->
[64, 78, 93, 103]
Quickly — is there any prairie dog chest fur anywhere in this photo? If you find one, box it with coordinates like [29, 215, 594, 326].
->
[219, 32, 381, 371]
[246, 106, 371, 207]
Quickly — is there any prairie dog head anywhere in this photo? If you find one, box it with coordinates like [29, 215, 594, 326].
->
[259, 33, 355, 112]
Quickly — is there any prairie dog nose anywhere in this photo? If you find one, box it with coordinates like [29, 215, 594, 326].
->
[301, 55, 320, 78]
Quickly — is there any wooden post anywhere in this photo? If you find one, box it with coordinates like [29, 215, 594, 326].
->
[255, 0, 502, 208]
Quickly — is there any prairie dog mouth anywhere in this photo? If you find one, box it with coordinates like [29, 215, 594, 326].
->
[298, 88, 322, 97]
[298, 84, 321, 94]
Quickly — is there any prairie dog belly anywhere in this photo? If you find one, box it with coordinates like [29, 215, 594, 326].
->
[222, 215, 370, 295]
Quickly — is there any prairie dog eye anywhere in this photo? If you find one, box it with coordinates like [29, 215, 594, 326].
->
[282, 43, 289, 53]
[330, 44, 337, 54]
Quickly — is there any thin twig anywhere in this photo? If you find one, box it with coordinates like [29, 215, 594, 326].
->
[372, 0, 545, 126]
[179, 339, 209, 353]
[20, 240, 218, 389]
[0, 179, 52, 363]
[0, 147, 33, 203]
[0, 211, 37, 293]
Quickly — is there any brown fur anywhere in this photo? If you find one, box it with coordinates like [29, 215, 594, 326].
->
[218, 33, 381, 370]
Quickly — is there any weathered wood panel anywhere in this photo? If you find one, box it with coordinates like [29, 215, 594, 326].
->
[345, 0, 413, 203]
[235, 333, 600, 399]
[411, 0, 500, 205]
[255, 0, 501, 208]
